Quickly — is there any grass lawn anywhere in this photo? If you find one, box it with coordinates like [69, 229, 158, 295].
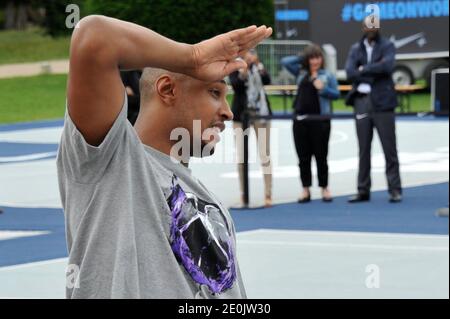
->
[0, 28, 70, 65]
[262, 93, 432, 113]
[0, 74, 432, 124]
[0, 74, 67, 124]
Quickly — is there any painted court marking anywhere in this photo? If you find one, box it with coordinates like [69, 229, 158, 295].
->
[0, 230, 51, 241]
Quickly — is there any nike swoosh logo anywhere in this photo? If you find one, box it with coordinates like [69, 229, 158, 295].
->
[390, 32, 425, 49]
[356, 114, 369, 120]
[296, 115, 308, 121]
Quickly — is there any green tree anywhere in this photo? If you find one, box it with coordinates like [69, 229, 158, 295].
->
[0, 0, 85, 35]
[84, 0, 274, 43]
[40, 0, 85, 37]
[3, 1, 274, 40]
[0, 0, 44, 30]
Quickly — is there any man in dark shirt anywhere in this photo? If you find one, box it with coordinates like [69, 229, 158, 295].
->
[345, 19, 402, 203]
[121, 70, 142, 125]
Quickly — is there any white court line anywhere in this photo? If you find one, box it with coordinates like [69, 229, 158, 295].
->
[0, 202, 62, 209]
[0, 230, 50, 241]
[236, 229, 266, 236]
[0, 258, 67, 272]
[0, 152, 57, 163]
[329, 130, 349, 145]
[0, 230, 446, 273]
[238, 240, 449, 252]
[240, 228, 450, 240]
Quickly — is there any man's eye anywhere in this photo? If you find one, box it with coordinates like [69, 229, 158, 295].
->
[210, 89, 221, 98]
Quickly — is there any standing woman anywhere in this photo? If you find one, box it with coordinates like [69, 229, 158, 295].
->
[281, 45, 340, 203]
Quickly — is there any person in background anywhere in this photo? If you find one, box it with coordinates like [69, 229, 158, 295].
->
[345, 18, 402, 203]
[229, 49, 273, 208]
[121, 70, 142, 125]
[281, 44, 340, 203]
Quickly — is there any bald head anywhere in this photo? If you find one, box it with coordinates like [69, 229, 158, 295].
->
[362, 14, 380, 42]
[363, 15, 380, 30]
[139, 67, 186, 104]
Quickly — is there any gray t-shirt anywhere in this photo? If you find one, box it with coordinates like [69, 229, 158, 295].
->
[57, 94, 247, 299]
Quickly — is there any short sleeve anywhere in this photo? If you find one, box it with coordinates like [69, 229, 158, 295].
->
[57, 91, 133, 184]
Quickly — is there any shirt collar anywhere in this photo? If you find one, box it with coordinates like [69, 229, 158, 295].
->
[364, 38, 374, 48]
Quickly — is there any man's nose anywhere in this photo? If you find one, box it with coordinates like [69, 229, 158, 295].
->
[220, 102, 234, 121]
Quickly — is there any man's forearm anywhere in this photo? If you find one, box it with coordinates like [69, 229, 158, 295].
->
[361, 44, 396, 76]
[280, 56, 301, 77]
[73, 15, 193, 73]
[361, 60, 395, 76]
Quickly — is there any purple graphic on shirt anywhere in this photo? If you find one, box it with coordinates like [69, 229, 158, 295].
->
[167, 175, 237, 295]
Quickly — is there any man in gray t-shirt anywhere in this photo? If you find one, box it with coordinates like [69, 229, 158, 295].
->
[56, 15, 271, 298]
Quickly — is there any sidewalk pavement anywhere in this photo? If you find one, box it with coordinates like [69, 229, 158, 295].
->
[0, 60, 69, 79]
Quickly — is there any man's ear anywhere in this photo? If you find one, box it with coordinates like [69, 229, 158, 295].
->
[155, 75, 176, 105]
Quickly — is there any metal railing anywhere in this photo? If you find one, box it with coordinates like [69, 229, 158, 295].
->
[255, 39, 313, 85]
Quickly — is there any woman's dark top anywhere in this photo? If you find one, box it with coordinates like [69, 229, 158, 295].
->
[295, 75, 321, 115]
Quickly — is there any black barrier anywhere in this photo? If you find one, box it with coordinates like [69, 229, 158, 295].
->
[240, 111, 449, 208]
[242, 110, 250, 207]
[0, 299, 445, 316]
